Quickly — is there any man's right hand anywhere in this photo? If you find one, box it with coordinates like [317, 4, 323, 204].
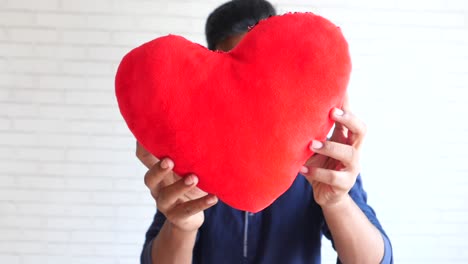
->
[138, 142, 218, 232]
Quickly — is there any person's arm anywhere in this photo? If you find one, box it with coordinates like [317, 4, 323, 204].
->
[142, 211, 197, 264]
[322, 194, 385, 264]
[150, 222, 198, 264]
[301, 101, 391, 263]
[141, 210, 162, 263]
[320, 175, 393, 264]
[141, 160, 217, 264]
[137, 144, 217, 264]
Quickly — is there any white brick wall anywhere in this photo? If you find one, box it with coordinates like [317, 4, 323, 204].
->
[0, 0, 467, 263]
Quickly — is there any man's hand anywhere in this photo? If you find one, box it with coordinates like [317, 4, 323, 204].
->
[300, 97, 366, 208]
[137, 142, 217, 232]
[136, 141, 159, 169]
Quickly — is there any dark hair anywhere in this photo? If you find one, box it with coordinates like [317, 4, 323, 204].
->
[205, 0, 277, 50]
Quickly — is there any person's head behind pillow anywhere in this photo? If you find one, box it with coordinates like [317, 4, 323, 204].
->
[205, 0, 276, 51]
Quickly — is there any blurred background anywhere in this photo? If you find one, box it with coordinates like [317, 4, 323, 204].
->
[1, 0, 467, 263]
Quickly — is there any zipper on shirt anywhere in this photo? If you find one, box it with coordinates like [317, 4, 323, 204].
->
[243, 211, 249, 258]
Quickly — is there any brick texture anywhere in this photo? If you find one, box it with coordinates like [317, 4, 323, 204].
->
[1, 0, 467, 263]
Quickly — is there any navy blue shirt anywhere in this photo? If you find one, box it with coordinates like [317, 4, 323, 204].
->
[141, 174, 393, 263]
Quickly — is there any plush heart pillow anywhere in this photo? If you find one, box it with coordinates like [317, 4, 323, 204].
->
[115, 12, 351, 212]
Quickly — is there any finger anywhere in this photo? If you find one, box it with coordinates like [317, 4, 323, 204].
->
[303, 167, 350, 189]
[309, 140, 358, 168]
[157, 175, 199, 210]
[144, 158, 174, 191]
[330, 108, 367, 146]
[304, 152, 328, 168]
[168, 194, 218, 220]
[328, 109, 348, 143]
[136, 141, 159, 169]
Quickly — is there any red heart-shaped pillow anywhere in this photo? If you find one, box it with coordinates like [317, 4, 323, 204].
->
[116, 13, 351, 212]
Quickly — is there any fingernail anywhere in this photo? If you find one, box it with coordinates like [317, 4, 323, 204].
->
[160, 158, 173, 169]
[334, 108, 344, 116]
[300, 166, 309, 173]
[311, 140, 323, 150]
[184, 175, 198, 186]
[206, 195, 218, 205]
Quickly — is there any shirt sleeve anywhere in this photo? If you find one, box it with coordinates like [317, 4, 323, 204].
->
[321, 174, 393, 264]
[140, 210, 167, 264]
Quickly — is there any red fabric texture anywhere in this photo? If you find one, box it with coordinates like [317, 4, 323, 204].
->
[115, 13, 351, 212]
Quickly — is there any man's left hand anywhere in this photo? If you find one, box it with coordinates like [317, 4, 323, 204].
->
[300, 98, 367, 208]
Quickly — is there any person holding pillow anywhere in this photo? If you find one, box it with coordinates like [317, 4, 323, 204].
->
[138, 0, 393, 263]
